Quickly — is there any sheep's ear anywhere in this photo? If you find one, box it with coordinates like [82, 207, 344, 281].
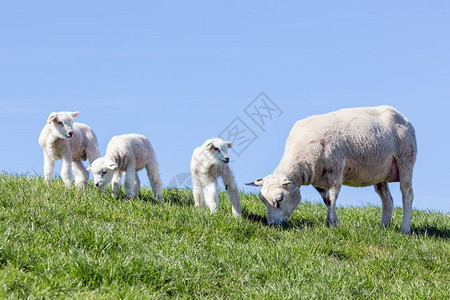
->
[47, 112, 57, 124]
[86, 163, 92, 171]
[206, 142, 214, 150]
[227, 142, 233, 149]
[72, 111, 79, 118]
[281, 178, 292, 186]
[107, 162, 118, 170]
[245, 178, 264, 187]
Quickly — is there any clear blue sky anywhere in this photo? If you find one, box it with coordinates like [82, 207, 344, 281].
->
[1, 1, 449, 212]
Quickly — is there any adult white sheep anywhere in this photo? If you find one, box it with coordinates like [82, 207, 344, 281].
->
[38, 111, 100, 188]
[247, 105, 417, 234]
[88, 134, 164, 201]
[191, 138, 241, 216]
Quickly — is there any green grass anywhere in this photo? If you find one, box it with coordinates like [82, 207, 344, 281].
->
[0, 174, 449, 299]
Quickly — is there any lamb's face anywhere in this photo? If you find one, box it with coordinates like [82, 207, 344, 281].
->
[204, 138, 233, 165]
[47, 111, 79, 140]
[247, 175, 301, 226]
[87, 158, 118, 189]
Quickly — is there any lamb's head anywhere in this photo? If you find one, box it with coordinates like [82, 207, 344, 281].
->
[203, 138, 233, 165]
[246, 175, 301, 226]
[47, 111, 79, 139]
[87, 158, 118, 189]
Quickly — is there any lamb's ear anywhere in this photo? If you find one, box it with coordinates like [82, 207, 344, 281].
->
[281, 178, 293, 186]
[86, 163, 92, 171]
[245, 178, 264, 187]
[206, 142, 214, 150]
[227, 142, 233, 149]
[47, 112, 57, 124]
[72, 111, 79, 118]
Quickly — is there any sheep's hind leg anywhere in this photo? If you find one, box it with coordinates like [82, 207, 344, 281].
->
[133, 173, 141, 196]
[374, 182, 393, 228]
[145, 161, 164, 203]
[43, 151, 55, 182]
[191, 175, 204, 208]
[203, 181, 219, 214]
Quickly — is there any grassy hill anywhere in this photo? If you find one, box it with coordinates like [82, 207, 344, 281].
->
[0, 174, 448, 299]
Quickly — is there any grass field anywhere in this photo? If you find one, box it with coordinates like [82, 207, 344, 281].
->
[0, 174, 448, 299]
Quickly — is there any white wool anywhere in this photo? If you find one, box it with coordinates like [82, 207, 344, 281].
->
[248, 105, 417, 234]
[38, 111, 100, 188]
[88, 134, 163, 201]
[190, 138, 241, 216]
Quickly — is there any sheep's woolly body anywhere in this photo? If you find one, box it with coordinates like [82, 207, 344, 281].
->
[191, 138, 241, 216]
[90, 134, 163, 201]
[38, 111, 100, 188]
[275, 105, 416, 188]
[251, 105, 417, 234]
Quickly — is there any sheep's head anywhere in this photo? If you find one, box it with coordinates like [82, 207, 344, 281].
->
[246, 175, 301, 226]
[87, 158, 118, 189]
[47, 111, 79, 139]
[203, 138, 233, 165]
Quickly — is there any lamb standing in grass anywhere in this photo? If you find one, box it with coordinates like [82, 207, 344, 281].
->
[247, 105, 417, 234]
[191, 138, 241, 216]
[88, 134, 164, 201]
[38, 111, 100, 188]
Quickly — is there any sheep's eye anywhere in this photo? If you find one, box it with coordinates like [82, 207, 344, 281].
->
[57, 121, 63, 126]
[275, 194, 284, 202]
[214, 147, 220, 151]
[101, 170, 107, 176]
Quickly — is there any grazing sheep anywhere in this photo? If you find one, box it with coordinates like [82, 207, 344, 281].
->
[38, 111, 100, 188]
[88, 134, 164, 201]
[247, 105, 417, 234]
[191, 138, 241, 216]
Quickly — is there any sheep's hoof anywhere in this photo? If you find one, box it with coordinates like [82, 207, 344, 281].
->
[326, 218, 340, 227]
[401, 226, 411, 234]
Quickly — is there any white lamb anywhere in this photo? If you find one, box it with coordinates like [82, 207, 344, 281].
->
[88, 134, 164, 201]
[38, 111, 100, 188]
[247, 105, 417, 234]
[190, 138, 241, 216]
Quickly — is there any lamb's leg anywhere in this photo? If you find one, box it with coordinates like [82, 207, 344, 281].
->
[133, 173, 141, 196]
[124, 166, 136, 199]
[203, 181, 219, 214]
[374, 182, 393, 228]
[61, 152, 73, 187]
[222, 167, 241, 217]
[72, 159, 89, 189]
[191, 175, 203, 208]
[111, 171, 122, 196]
[43, 151, 55, 182]
[145, 161, 164, 203]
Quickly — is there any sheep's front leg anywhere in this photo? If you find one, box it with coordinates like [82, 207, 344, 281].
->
[61, 151, 73, 187]
[72, 159, 89, 188]
[203, 181, 219, 214]
[325, 185, 341, 227]
[124, 166, 136, 199]
[43, 151, 55, 182]
[111, 171, 122, 196]
[222, 167, 241, 217]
